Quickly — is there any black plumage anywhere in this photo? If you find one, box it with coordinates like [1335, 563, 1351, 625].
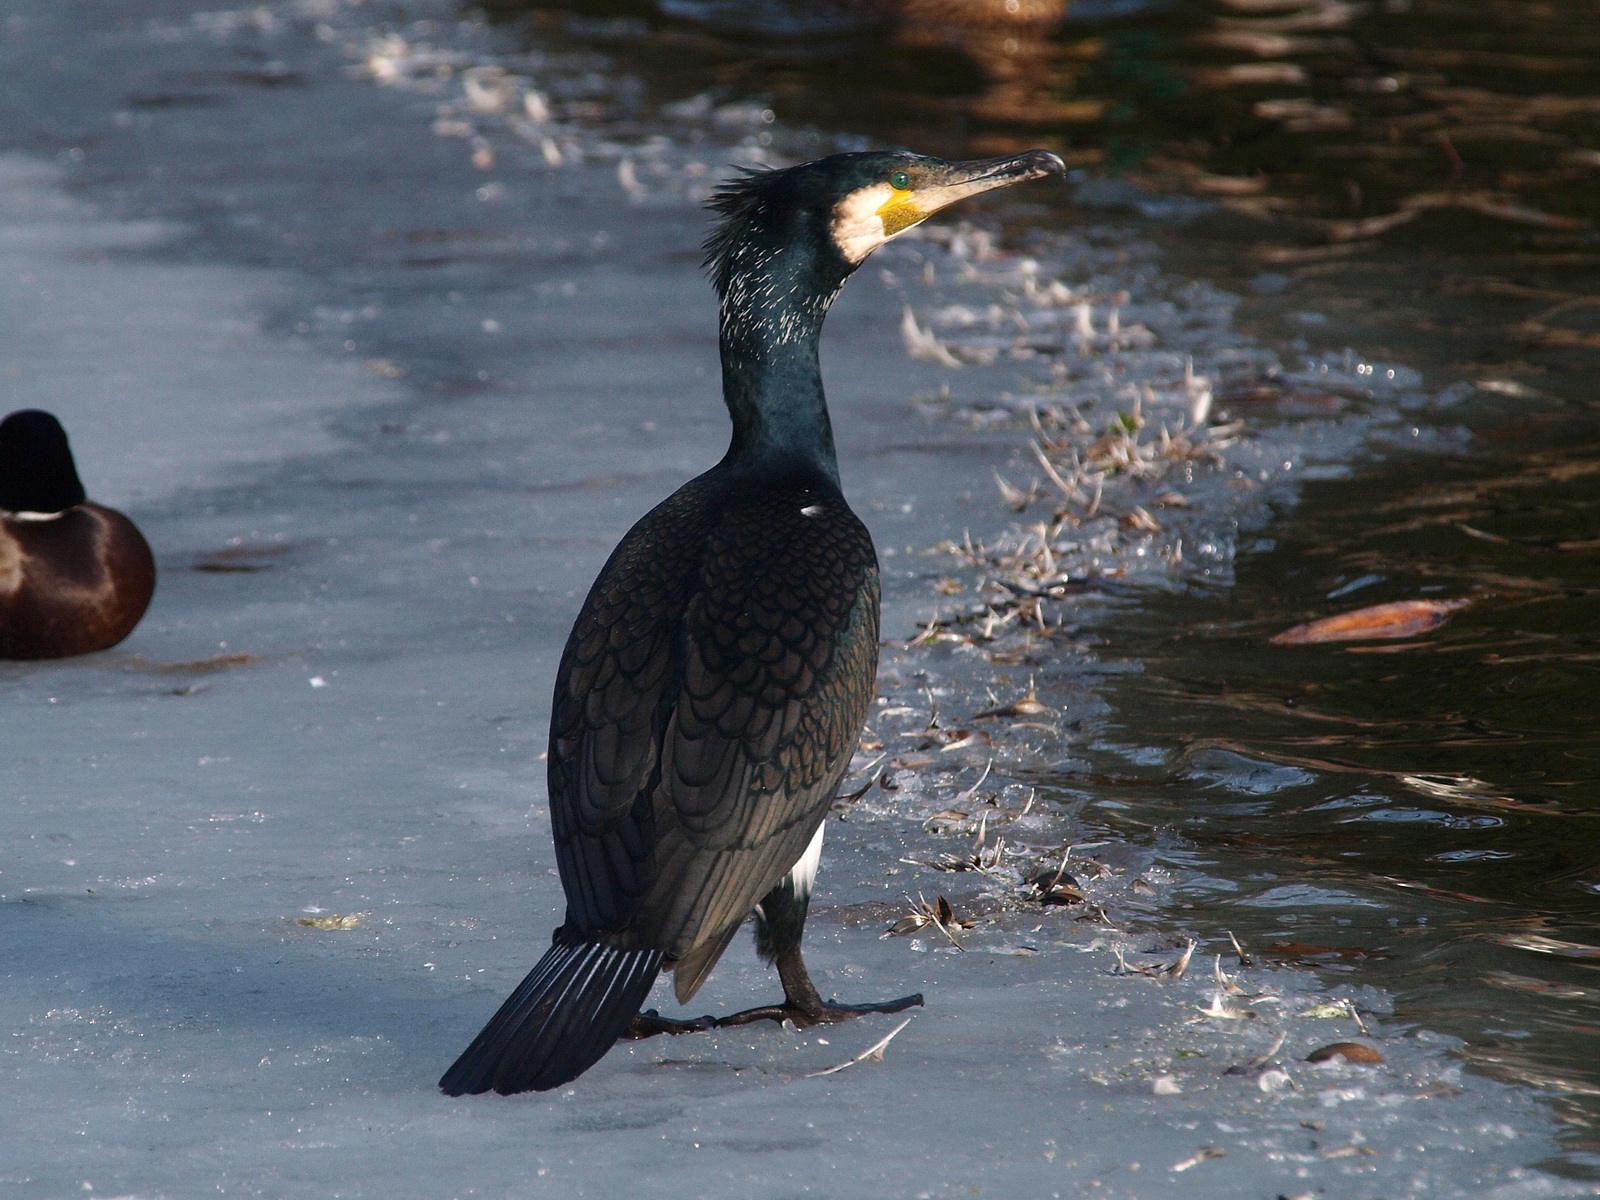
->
[441, 148, 1064, 1097]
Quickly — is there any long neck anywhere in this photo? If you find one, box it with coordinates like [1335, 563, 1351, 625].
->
[717, 239, 848, 484]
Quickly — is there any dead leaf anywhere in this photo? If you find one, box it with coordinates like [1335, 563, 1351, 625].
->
[1033, 875, 1086, 906]
[1307, 1041, 1385, 1065]
[972, 677, 1053, 720]
[1122, 505, 1161, 533]
[882, 894, 974, 946]
[1228, 930, 1253, 967]
[1270, 598, 1471, 644]
[833, 766, 883, 810]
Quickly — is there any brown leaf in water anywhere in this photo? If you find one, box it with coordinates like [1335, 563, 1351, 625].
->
[1307, 1042, 1385, 1065]
[1270, 598, 1471, 645]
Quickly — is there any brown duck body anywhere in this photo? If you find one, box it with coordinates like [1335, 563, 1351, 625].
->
[0, 503, 156, 659]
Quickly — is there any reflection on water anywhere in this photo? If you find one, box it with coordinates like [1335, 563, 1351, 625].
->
[1088, 418, 1600, 1170]
[473, 0, 1600, 1172]
[886, 0, 1101, 125]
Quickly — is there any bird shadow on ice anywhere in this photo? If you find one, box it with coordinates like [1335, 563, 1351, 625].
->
[2, 888, 925, 1100]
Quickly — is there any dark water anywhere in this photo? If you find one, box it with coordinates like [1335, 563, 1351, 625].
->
[478, 0, 1600, 1170]
[1090, 416, 1600, 1171]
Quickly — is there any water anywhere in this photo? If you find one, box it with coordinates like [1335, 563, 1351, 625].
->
[1085, 413, 1600, 1169]
[475, 0, 1600, 1172]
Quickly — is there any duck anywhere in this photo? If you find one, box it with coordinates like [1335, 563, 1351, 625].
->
[441, 147, 1065, 1096]
[0, 409, 156, 660]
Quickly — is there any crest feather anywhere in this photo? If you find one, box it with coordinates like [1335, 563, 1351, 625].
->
[702, 164, 785, 296]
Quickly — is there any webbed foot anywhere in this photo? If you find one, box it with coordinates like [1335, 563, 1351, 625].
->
[714, 991, 924, 1030]
[621, 1009, 718, 1039]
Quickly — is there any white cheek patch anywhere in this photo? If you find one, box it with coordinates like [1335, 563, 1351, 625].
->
[830, 184, 897, 264]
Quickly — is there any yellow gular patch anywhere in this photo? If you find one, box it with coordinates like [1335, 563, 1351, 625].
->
[877, 189, 926, 237]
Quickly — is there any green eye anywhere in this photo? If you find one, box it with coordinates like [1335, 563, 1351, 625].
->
[889, 170, 911, 190]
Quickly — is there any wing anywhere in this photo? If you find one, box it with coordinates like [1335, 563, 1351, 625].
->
[547, 471, 878, 960]
[548, 478, 719, 932]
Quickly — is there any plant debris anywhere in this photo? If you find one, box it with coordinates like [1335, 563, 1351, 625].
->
[1115, 938, 1197, 979]
[970, 677, 1053, 720]
[1225, 1032, 1289, 1077]
[1171, 1146, 1226, 1172]
[805, 1017, 914, 1079]
[881, 894, 975, 949]
[294, 912, 367, 930]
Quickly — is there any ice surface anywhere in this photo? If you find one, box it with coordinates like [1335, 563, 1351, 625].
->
[0, 1, 1591, 1197]
[0, 157, 400, 509]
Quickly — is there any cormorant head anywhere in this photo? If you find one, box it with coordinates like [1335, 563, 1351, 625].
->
[705, 149, 1066, 301]
[0, 410, 88, 515]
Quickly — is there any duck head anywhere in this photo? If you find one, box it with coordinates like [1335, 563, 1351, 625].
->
[0, 410, 88, 517]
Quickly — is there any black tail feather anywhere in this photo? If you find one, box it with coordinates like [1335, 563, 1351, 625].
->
[440, 939, 663, 1096]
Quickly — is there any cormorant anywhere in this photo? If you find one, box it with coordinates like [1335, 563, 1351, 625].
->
[441, 148, 1065, 1096]
[0, 410, 156, 660]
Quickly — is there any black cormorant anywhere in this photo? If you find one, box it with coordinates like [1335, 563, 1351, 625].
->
[441, 148, 1065, 1096]
[0, 410, 156, 660]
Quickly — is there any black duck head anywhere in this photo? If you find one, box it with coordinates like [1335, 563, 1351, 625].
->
[0, 409, 88, 515]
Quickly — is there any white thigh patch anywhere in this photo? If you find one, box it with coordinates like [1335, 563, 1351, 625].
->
[785, 821, 826, 900]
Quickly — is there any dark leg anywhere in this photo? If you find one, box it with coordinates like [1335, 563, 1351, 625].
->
[713, 873, 923, 1029]
[713, 941, 924, 1029]
[621, 861, 923, 1038]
